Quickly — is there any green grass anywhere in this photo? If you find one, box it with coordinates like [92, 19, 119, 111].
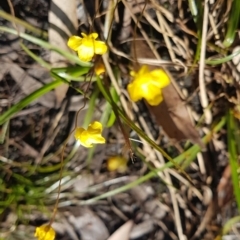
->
[227, 110, 240, 211]
[0, 3, 240, 239]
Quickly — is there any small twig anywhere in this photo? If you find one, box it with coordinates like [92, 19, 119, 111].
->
[156, 12, 176, 62]
[7, 0, 20, 36]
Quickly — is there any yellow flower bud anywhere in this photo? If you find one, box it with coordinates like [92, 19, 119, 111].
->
[107, 156, 128, 172]
[95, 61, 105, 76]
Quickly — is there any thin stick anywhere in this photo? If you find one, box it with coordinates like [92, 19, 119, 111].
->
[7, 0, 19, 35]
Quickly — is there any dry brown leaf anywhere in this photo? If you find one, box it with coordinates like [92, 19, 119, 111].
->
[107, 220, 134, 240]
[131, 39, 204, 147]
[49, 0, 78, 106]
[69, 207, 109, 240]
[129, 220, 154, 239]
[3, 62, 55, 108]
[148, 82, 204, 147]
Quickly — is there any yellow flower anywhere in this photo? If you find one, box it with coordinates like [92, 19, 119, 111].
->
[107, 156, 128, 172]
[75, 121, 105, 148]
[67, 33, 108, 62]
[127, 65, 170, 106]
[35, 225, 55, 240]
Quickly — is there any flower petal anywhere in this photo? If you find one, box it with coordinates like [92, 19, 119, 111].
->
[137, 65, 149, 77]
[78, 131, 94, 148]
[35, 225, 55, 240]
[88, 121, 103, 133]
[75, 127, 85, 141]
[150, 69, 170, 88]
[140, 82, 162, 104]
[67, 36, 82, 51]
[81, 32, 87, 37]
[77, 45, 95, 62]
[89, 33, 98, 39]
[127, 82, 143, 102]
[79, 131, 105, 148]
[93, 40, 108, 55]
[86, 121, 105, 145]
[87, 134, 106, 144]
[145, 91, 163, 106]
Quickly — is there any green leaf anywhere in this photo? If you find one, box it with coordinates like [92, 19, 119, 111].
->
[0, 26, 92, 67]
[227, 110, 240, 211]
[223, 0, 240, 47]
[0, 80, 62, 125]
